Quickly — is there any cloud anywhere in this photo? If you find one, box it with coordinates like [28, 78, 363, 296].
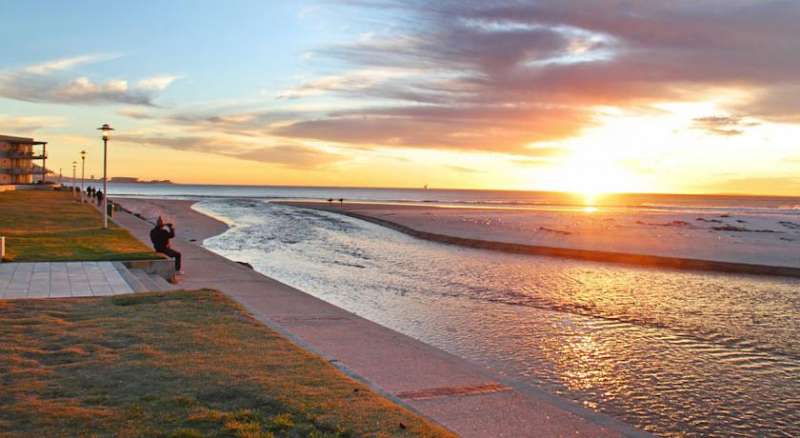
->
[0, 114, 66, 133]
[445, 165, 480, 173]
[692, 115, 759, 136]
[148, 102, 581, 156]
[0, 55, 177, 106]
[135, 75, 180, 92]
[116, 134, 342, 169]
[165, 109, 304, 135]
[735, 85, 800, 122]
[235, 145, 343, 168]
[22, 54, 117, 75]
[117, 107, 157, 120]
[269, 0, 800, 152]
[85, 2, 800, 163]
[278, 69, 414, 99]
[273, 104, 592, 154]
[512, 158, 553, 167]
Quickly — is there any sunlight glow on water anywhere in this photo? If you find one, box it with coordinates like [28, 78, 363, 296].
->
[195, 199, 800, 437]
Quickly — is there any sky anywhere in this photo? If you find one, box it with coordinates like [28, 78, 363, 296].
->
[1, 0, 799, 196]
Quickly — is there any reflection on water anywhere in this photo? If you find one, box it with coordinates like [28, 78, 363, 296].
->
[196, 199, 800, 437]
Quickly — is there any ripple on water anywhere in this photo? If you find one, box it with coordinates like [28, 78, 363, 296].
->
[196, 200, 800, 437]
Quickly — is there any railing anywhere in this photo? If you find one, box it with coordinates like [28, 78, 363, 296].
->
[0, 167, 38, 175]
[0, 151, 46, 159]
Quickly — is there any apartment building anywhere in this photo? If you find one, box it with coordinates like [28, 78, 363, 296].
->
[0, 135, 48, 185]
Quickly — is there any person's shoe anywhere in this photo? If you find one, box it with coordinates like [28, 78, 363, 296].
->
[176, 270, 185, 275]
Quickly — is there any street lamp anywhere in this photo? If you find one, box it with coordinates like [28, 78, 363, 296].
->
[71, 161, 77, 199]
[80, 150, 86, 203]
[97, 123, 114, 229]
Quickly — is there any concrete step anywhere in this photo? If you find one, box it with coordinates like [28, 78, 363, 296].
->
[129, 268, 176, 292]
[149, 273, 176, 291]
[113, 262, 148, 293]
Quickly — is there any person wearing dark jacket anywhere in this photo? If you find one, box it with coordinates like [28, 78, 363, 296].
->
[150, 216, 182, 274]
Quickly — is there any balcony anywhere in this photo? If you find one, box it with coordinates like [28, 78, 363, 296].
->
[0, 151, 46, 159]
[0, 167, 38, 175]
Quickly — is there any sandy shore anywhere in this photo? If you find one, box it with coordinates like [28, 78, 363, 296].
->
[278, 201, 800, 277]
[111, 196, 644, 437]
[114, 197, 229, 242]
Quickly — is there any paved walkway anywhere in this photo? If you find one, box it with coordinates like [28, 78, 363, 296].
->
[0, 261, 133, 299]
[112, 199, 648, 438]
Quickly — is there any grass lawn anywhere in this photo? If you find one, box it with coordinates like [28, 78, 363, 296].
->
[0, 190, 158, 262]
[0, 289, 453, 438]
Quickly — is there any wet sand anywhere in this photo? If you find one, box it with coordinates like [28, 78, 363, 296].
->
[115, 198, 229, 242]
[278, 201, 800, 278]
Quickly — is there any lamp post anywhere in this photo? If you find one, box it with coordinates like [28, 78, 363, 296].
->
[71, 161, 77, 199]
[97, 124, 114, 229]
[80, 150, 86, 203]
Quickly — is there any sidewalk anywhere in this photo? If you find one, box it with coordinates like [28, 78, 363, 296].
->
[112, 204, 646, 437]
[0, 261, 133, 299]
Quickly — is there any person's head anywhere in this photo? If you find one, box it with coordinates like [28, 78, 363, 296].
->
[157, 216, 165, 228]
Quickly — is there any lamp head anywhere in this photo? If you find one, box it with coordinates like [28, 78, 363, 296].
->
[80, 150, 86, 158]
[97, 123, 114, 140]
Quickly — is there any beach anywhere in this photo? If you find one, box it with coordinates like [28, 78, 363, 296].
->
[112, 196, 641, 437]
[10, 2, 800, 436]
[279, 201, 800, 273]
[112, 193, 800, 437]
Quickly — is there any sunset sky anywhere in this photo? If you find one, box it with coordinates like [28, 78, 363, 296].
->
[1, 1, 799, 195]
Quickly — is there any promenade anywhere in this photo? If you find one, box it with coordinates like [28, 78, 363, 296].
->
[112, 198, 647, 438]
[0, 261, 133, 298]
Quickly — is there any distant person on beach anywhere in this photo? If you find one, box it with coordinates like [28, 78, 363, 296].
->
[96, 190, 103, 206]
[150, 216, 183, 274]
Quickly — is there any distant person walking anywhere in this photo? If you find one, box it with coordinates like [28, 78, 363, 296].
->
[150, 216, 183, 274]
[96, 190, 103, 207]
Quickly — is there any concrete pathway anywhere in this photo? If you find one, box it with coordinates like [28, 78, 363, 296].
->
[0, 261, 133, 299]
[111, 200, 648, 438]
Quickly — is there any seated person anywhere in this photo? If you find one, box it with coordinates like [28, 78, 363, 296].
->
[149, 216, 183, 275]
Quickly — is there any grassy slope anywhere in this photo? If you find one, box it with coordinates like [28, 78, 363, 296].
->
[0, 190, 157, 262]
[0, 289, 453, 438]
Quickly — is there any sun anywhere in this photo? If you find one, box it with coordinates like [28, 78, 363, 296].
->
[539, 153, 640, 204]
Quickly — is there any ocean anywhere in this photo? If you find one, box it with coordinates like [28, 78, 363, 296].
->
[107, 182, 800, 212]
[110, 184, 800, 437]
